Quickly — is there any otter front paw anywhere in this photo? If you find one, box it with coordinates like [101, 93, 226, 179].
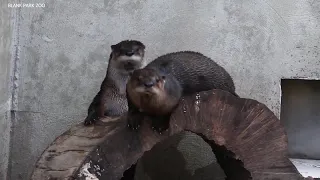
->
[127, 116, 142, 130]
[84, 115, 106, 126]
[151, 117, 169, 134]
[151, 125, 167, 134]
[127, 111, 144, 130]
[84, 116, 97, 126]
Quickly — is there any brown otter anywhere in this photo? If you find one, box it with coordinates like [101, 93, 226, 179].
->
[84, 40, 146, 126]
[126, 51, 238, 132]
[126, 68, 182, 131]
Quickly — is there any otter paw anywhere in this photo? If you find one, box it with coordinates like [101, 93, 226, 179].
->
[84, 117, 97, 126]
[151, 125, 167, 134]
[127, 117, 141, 130]
[151, 116, 169, 134]
[84, 115, 107, 126]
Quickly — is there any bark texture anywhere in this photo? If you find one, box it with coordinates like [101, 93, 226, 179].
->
[31, 89, 310, 180]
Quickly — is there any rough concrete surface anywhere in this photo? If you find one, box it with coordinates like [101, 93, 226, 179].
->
[1, 0, 320, 179]
[291, 159, 320, 178]
[0, 0, 12, 179]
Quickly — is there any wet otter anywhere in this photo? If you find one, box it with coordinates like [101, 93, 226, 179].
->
[84, 40, 146, 126]
[126, 51, 238, 132]
[126, 68, 182, 131]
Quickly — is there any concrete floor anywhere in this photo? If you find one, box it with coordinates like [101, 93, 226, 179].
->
[291, 159, 320, 178]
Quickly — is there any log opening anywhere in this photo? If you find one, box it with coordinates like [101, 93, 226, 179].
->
[197, 133, 252, 180]
[121, 163, 136, 180]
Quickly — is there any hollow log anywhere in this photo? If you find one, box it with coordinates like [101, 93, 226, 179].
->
[31, 89, 310, 180]
[133, 131, 227, 180]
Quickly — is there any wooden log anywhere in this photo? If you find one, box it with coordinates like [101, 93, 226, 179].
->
[30, 117, 121, 180]
[169, 90, 307, 179]
[31, 89, 310, 180]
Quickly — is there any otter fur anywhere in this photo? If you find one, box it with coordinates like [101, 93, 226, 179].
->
[126, 51, 238, 132]
[84, 40, 146, 126]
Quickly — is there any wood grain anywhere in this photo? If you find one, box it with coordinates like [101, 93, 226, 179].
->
[31, 89, 311, 180]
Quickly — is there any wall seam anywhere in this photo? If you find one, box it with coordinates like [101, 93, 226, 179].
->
[7, 0, 22, 179]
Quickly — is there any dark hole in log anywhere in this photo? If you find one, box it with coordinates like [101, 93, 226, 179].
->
[121, 163, 137, 180]
[196, 133, 252, 180]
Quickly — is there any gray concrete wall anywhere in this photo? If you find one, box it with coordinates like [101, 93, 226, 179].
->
[0, 0, 13, 179]
[3, 0, 320, 179]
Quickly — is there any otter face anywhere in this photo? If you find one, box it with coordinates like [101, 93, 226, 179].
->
[110, 40, 146, 73]
[129, 68, 166, 95]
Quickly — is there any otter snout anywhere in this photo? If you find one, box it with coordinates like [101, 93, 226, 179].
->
[125, 51, 134, 56]
[144, 81, 155, 88]
[129, 68, 166, 94]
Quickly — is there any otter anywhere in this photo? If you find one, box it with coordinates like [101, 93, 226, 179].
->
[84, 40, 146, 126]
[126, 68, 182, 131]
[126, 51, 238, 132]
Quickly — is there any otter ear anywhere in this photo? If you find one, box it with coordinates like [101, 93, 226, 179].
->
[111, 45, 116, 51]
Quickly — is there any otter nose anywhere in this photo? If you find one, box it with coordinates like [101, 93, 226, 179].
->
[144, 81, 154, 88]
[125, 51, 134, 56]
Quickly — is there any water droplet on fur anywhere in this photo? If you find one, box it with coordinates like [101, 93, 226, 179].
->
[181, 98, 187, 113]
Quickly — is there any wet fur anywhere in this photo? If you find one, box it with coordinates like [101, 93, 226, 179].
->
[126, 51, 238, 132]
[146, 51, 238, 96]
[126, 68, 182, 131]
[84, 40, 146, 126]
[127, 69, 181, 115]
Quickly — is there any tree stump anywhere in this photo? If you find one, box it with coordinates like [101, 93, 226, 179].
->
[31, 89, 310, 180]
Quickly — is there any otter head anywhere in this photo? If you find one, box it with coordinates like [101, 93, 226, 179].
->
[128, 68, 166, 96]
[110, 40, 146, 74]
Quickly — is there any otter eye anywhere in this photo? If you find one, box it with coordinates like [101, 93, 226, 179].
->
[161, 76, 166, 80]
